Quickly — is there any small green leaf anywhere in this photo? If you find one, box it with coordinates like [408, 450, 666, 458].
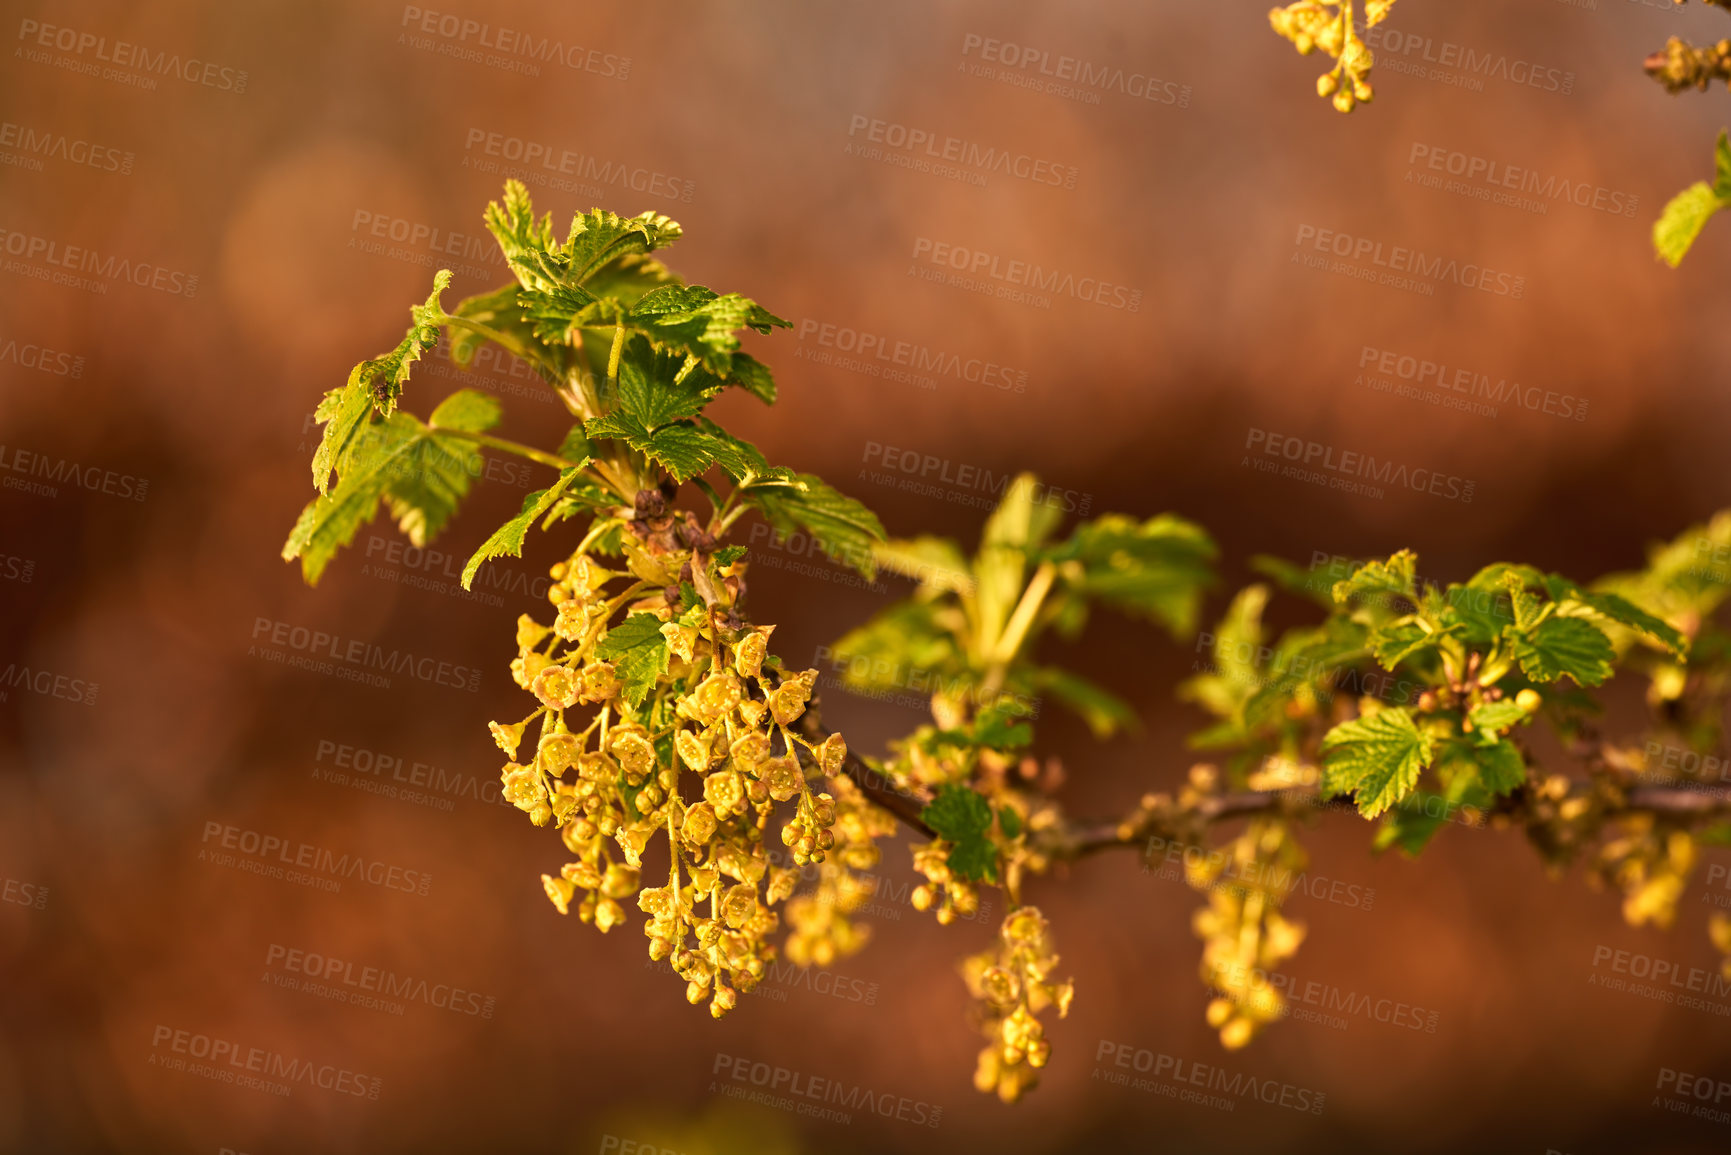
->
[1654, 180, 1728, 268]
[972, 704, 1034, 750]
[1466, 699, 1528, 735]
[1367, 618, 1438, 669]
[462, 467, 585, 590]
[310, 272, 453, 493]
[922, 784, 998, 883]
[594, 613, 671, 709]
[285, 395, 498, 585]
[614, 337, 722, 429]
[1320, 707, 1434, 818]
[745, 474, 885, 579]
[1510, 617, 1615, 686]
[726, 352, 777, 404]
[1562, 585, 1687, 658]
[625, 284, 790, 372]
[1332, 550, 1418, 606]
[998, 806, 1024, 840]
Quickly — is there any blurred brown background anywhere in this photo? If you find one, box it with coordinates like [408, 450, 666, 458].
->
[4, 0, 1731, 1152]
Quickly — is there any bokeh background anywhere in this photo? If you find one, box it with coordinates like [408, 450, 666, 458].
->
[4, 0, 1731, 1152]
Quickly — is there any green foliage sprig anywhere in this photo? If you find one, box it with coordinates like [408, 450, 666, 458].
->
[287, 186, 1731, 1106]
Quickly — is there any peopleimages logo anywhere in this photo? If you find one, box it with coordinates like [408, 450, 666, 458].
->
[248, 616, 483, 693]
[398, 6, 630, 79]
[0, 333, 84, 378]
[1357, 345, 1588, 422]
[846, 114, 1079, 189]
[1244, 427, 1475, 504]
[15, 19, 249, 93]
[959, 33, 1191, 108]
[793, 317, 1028, 394]
[0, 444, 149, 501]
[1406, 143, 1638, 218]
[264, 943, 496, 1018]
[1292, 224, 1525, 299]
[909, 237, 1142, 312]
[1363, 25, 1574, 95]
[200, 820, 434, 896]
[148, 1025, 380, 1099]
[0, 120, 134, 174]
[0, 226, 199, 297]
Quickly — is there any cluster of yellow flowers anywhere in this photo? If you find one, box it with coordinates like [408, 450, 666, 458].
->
[492, 522, 875, 1018]
[910, 840, 985, 926]
[963, 906, 1074, 1104]
[1268, 0, 1398, 112]
[782, 776, 900, 967]
[1189, 817, 1307, 1050]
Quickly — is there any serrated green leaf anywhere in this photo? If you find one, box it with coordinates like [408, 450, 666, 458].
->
[309, 383, 374, 496]
[615, 337, 722, 429]
[1502, 572, 1547, 632]
[714, 544, 747, 567]
[692, 419, 796, 486]
[727, 352, 777, 404]
[1440, 582, 1514, 645]
[1332, 550, 1417, 606]
[1510, 616, 1615, 686]
[1367, 618, 1438, 669]
[1320, 707, 1434, 818]
[563, 208, 683, 285]
[922, 784, 997, 883]
[638, 424, 725, 483]
[311, 272, 453, 492]
[625, 284, 790, 372]
[1552, 583, 1687, 658]
[285, 407, 486, 585]
[462, 467, 585, 590]
[746, 474, 885, 579]
[594, 613, 671, 709]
